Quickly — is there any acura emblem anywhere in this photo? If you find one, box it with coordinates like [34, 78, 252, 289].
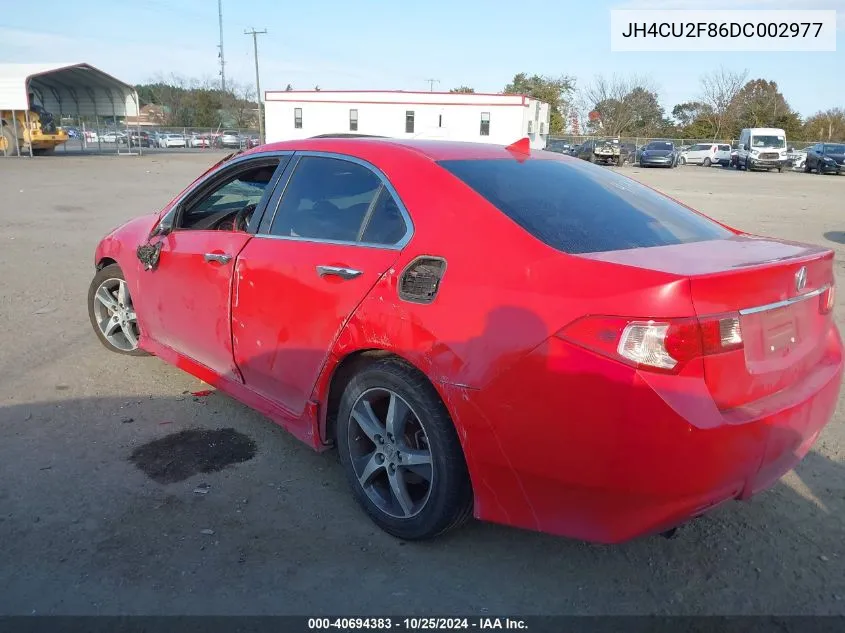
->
[795, 266, 807, 292]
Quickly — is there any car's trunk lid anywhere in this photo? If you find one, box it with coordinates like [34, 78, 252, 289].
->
[581, 236, 836, 409]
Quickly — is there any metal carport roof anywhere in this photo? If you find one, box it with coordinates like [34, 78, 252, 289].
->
[0, 62, 139, 118]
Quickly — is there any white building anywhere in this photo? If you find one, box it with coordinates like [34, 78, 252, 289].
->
[264, 90, 551, 149]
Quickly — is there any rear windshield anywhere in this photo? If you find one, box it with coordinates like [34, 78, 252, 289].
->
[438, 158, 732, 254]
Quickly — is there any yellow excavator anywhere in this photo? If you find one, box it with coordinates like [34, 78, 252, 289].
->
[1, 96, 68, 155]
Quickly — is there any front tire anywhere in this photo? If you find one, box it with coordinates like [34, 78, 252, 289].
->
[88, 264, 149, 356]
[336, 358, 473, 540]
[703, 157, 711, 167]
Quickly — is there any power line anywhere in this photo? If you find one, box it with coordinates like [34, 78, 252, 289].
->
[245, 28, 268, 142]
[218, 0, 226, 91]
[425, 78, 440, 92]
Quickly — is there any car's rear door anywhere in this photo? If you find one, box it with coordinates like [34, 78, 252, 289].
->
[231, 152, 412, 421]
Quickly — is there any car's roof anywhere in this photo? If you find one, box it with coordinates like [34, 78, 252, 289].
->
[255, 137, 534, 162]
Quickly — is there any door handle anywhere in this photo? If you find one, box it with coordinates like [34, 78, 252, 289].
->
[316, 265, 363, 280]
[204, 252, 232, 265]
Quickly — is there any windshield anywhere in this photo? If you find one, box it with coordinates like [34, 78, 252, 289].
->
[751, 135, 786, 149]
[645, 142, 673, 151]
[438, 157, 731, 255]
[823, 144, 845, 153]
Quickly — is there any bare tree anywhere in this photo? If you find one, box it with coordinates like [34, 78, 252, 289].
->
[223, 80, 258, 129]
[699, 67, 748, 139]
[579, 75, 662, 137]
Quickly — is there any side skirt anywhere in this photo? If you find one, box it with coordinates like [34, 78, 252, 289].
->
[140, 336, 326, 452]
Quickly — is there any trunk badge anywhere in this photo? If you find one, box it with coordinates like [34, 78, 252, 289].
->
[795, 266, 807, 292]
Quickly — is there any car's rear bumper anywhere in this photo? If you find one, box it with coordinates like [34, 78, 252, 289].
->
[445, 324, 843, 543]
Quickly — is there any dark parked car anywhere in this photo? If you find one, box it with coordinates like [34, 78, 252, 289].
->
[129, 131, 154, 148]
[567, 144, 582, 156]
[805, 143, 845, 175]
[577, 138, 621, 165]
[639, 141, 680, 168]
[545, 139, 571, 154]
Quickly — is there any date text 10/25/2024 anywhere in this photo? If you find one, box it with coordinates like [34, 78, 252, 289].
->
[307, 618, 528, 630]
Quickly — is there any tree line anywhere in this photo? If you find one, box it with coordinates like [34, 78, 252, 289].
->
[455, 69, 844, 142]
[135, 75, 258, 129]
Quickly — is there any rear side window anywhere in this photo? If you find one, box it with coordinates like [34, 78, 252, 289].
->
[269, 156, 408, 246]
[438, 158, 731, 254]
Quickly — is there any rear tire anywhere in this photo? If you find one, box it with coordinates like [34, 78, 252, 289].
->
[336, 358, 473, 540]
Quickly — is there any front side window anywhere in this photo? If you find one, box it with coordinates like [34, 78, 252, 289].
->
[178, 160, 280, 231]
[350, 109, 358, 132]
[480, 112, 490, 136]
[405, 111, 415, 134]
[269, 156, 406, 245]
[823, 144, 845, 154]
[438, 157, 731, 255]
[294, 107, 303, 129]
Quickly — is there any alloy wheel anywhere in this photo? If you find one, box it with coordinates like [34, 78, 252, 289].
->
[347, 388, 433, 519]
[92, 278, 140, 351]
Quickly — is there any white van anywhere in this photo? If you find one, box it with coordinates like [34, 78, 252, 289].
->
[735, 127, 788, 172]
[681, 142, 732, 167]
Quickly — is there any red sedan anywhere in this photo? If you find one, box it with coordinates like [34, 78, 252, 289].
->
[88, 137, 842, 542]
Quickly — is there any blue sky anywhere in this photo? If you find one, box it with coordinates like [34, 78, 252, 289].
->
[1, 0, 842, 118]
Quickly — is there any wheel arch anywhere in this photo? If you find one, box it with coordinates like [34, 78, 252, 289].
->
[96, 257, 117, 270]
[318, 347, 454, 448]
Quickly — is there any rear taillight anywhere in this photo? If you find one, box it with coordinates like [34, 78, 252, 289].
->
[558, 313, 743, 373]
[820, 285, 835, 315]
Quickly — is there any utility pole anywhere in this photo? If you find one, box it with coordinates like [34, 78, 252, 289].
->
[245, 28, 268, 142]
[218, 0, 226, 91]
[425, 78, 440, 92]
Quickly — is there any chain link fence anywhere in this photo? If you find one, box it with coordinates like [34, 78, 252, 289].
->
[50, 116, 259, 154]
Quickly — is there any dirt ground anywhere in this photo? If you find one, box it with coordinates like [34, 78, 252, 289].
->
[0, 153, 843, 615]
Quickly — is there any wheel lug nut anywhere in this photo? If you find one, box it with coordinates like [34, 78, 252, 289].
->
[389, 464, 396, 473]
[377, 436, 384, 445]
[375, 453, 385, 464]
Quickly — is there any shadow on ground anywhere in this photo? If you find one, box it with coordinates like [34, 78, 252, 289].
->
[0, 391, 843, 616]
[824, 231, 845, 245]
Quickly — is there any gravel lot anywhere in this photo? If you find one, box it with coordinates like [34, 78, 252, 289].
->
[0, 153, 843, 615]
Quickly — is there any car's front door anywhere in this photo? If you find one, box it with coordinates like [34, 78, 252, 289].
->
[231, 153, 411, 421]
[136, 154, 289, 380]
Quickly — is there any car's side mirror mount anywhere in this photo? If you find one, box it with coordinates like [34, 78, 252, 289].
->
[150, 209, 175, 238]
[743, 144, 750, 151]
